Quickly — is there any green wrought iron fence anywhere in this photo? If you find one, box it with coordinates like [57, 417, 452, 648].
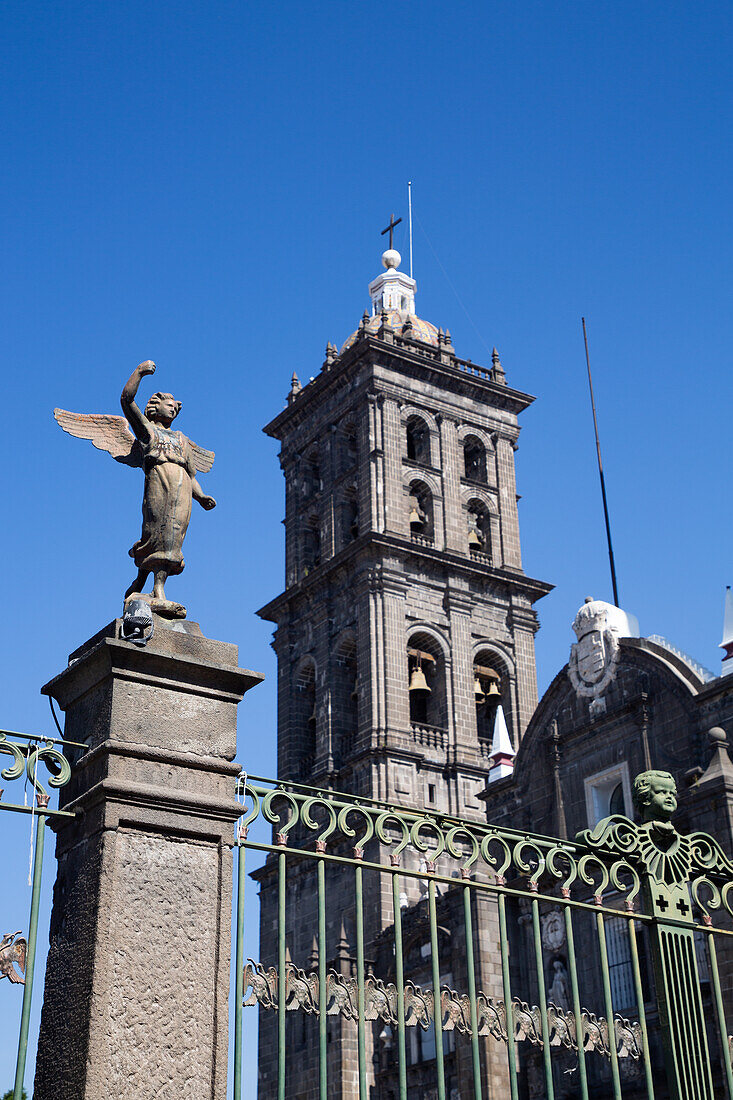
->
[233, 772, 733, 1100]
[0, 729, 75, 1100]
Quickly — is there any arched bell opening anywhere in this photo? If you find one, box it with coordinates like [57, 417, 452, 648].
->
[294, 658, 317, 775]
[333, 635, 358, 767]
[473, 650, 507, 744]
[463, 435, 488, 484]
[407, 633, 447, 731]
[408, 480, 434, 542]
[467, 499, 491, 559]
[405, 415, 431, 466]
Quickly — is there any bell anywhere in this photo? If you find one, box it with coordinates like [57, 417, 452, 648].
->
[486, 679, 501, 698]
[409, 505, 425, 530]
[409, 666, 431, 694]
[468, 527, 483, 547]
[473, 675, 486, 703]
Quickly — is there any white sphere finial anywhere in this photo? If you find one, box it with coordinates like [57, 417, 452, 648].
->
[382, 248, 401, 270]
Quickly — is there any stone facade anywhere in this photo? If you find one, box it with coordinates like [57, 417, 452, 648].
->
[256, 254, 551, 1097]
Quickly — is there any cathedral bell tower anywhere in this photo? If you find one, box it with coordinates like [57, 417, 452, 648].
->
[258, 238, 551, 815]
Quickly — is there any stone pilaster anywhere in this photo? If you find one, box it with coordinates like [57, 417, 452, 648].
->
[382, 398, 408, 538]
[495, 433, 522, 569]
[381, 569, 410, 737]
[445, 586, 475, 755]
[510, 600, 540, 739]
[438, 416, 464, 553]
[366, 392, 385, 534]
[34, 618, 262, 1100]
[282, 454, 299, 589]
[313, 596, 333, 777]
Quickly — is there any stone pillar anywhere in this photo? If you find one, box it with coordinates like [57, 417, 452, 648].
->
[495, 433, 522, 569]
[365, 393, 384, 533]
[438, 416, 464, 553]
[34, 617, 262, 1100]
[381, 569, 409, 736]
[382, 398, 407, 538]
[282, 453, 299, 588]
[446, 586, 475, 756]
[509, 598, 540, 740]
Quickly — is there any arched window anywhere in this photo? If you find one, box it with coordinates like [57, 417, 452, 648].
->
[295, 659, 317, 776]
[408, 481, 434, 543]
[408, 633, 447, 731]
[333, 635, 358, 767]
[463, 436, 487, 484]
[467, 499, 491, 559]
[406, 416, 431, 466]
[473, 651, 507, 744]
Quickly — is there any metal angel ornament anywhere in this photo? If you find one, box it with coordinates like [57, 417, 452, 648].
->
[54, 361, 215, 619]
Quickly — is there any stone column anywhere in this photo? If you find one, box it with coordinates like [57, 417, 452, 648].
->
[34, 617, 262, 1100]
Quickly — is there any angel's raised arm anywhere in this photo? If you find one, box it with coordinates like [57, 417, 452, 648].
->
[121, 361, 157, 442]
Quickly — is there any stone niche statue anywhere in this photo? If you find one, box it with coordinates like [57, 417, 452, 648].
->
[54, 361, 215, 619]
[547, 959, 571, 1011]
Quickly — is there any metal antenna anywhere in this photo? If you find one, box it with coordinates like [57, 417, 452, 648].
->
[408, 181, 413, 278]
[582, 317, 620, 606]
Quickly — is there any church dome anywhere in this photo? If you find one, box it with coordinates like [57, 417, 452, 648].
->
[340, 310, 439, 354]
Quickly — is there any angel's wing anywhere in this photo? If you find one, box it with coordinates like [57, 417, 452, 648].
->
[186, 437, 215, 474]
[0, 935, 26, 983]
[11, 937, 26, 976]
[53, 410, 143, 468]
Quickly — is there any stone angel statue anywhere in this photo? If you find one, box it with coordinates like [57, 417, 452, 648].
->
[54, 361, 215, 618]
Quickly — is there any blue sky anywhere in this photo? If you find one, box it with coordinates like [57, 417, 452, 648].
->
[2, 0, 733, 1090]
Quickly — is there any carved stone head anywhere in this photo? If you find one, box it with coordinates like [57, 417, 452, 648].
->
[632, 770, 677, 824]
[144, 392, 182, 426]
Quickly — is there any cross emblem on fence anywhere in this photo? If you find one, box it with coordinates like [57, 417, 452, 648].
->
[656, 894, 669, 912]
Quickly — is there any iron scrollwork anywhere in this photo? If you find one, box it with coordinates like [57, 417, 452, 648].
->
[0, 733, 72, 806]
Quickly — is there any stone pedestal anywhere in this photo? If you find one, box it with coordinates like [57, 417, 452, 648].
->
[33, 617, 263, 1100]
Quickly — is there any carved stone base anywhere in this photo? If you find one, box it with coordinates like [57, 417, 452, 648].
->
[33, 621, 263, 1100]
